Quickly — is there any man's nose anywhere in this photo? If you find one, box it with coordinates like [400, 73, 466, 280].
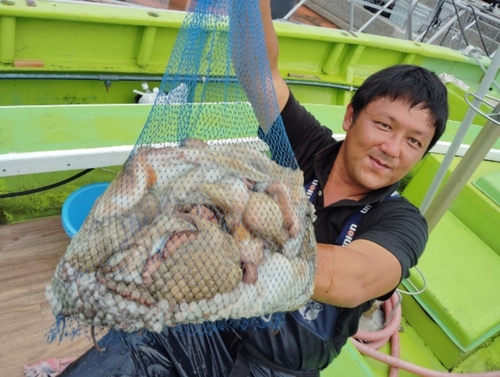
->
[379, 134, 402, 158]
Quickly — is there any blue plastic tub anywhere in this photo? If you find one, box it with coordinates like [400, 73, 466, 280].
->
[61, 182, 110, 238]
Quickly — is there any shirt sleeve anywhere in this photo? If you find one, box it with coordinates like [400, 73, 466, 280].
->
[357, 197, 428, 282]
[277, 90, 336, 178]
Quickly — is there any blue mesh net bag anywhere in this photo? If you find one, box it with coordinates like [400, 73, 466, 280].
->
[46, 0, 317, 338]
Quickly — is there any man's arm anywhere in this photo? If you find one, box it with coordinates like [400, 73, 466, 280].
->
[313, 201, 429, 308]
[312, 240, 402, 308]
[257, 0, 289, 112]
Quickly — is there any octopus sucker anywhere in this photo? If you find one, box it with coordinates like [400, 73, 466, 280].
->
[48, 138, 317, 333]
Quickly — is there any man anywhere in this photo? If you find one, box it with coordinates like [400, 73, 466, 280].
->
[221, 0, 448, 375]
[61, 0, 448, 375]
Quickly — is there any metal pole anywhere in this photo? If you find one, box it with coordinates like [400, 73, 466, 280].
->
[283, 0, 308, 20]
[425, 103, 500, 232]
[416, 0, 500, 43]
[420, 45, 500, 214]
[357, 0, 398, 33]
[405, 0, 421, 40]
[425, 11, 461, 44]
[417, 0, 445, 42]
[469, 51, 500, 92]
[451, 7, 469, 49]
[350, 0, 355, 32]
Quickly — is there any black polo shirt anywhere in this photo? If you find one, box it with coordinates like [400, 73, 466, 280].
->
[239, 91, 428, 372]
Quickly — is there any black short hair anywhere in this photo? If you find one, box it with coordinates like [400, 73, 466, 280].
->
[350, 64, 448, 153]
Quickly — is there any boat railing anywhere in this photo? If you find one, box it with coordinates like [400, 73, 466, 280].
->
[348, 0, 435, 36]
[347, 0, 500, 56]
[421, 44, 500, 229]
[415, 0, 500, 57]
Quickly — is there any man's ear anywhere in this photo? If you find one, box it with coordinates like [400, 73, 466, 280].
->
[342, 103, 354, 132]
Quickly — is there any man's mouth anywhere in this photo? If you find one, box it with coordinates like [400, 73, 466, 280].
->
[370, 156, 391, 169]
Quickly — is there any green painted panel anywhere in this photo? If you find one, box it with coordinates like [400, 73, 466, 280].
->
[321, 341, 376, 377]
[401, 291, 463, 369]
[0, 0, 186, 27]
[445, 83, 488, 126]
[290, 85, 350, 107]
[453, 333, 500, 373]
[0, 4, 225, 76]
[404, 153, 500, 366]
[0, 104, 150, 153]
[403, 154, 500, 256]
[0, 102, 338, 154]
[4, 99, 496, 155]
[303, 104, 347, 132]
[419, 53, 496, 94]
[359, 316, 448, 376]
[450, 172, 500, 257]
[474, 171, 500, 207]
[320, 310, 447, 376]
[440, 120, 500, 149]
[395, 317, 448, 374]
[0, 102, 263, 154]
[403, 211, 500, 352]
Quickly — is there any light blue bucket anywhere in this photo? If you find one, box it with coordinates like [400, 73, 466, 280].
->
[61, 182, 110, 238]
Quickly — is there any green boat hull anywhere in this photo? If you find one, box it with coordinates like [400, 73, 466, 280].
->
[1, 0, 499, 123]
[1, 1, 500, 375]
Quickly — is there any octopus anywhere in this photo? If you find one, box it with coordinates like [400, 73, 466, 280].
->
[47, 138, 317, 334]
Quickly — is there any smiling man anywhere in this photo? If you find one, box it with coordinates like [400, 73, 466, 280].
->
[222, 1, 449, 375]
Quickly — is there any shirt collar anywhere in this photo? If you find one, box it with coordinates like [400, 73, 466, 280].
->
[313, 140, 400, 206]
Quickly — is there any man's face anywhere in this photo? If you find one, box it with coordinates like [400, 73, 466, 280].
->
[340, 97, 435, 191]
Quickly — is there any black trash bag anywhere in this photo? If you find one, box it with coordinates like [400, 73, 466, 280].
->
[60, 325, 234, 377]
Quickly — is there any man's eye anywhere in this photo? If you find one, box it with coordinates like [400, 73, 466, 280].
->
[408, 138, 422, 147]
